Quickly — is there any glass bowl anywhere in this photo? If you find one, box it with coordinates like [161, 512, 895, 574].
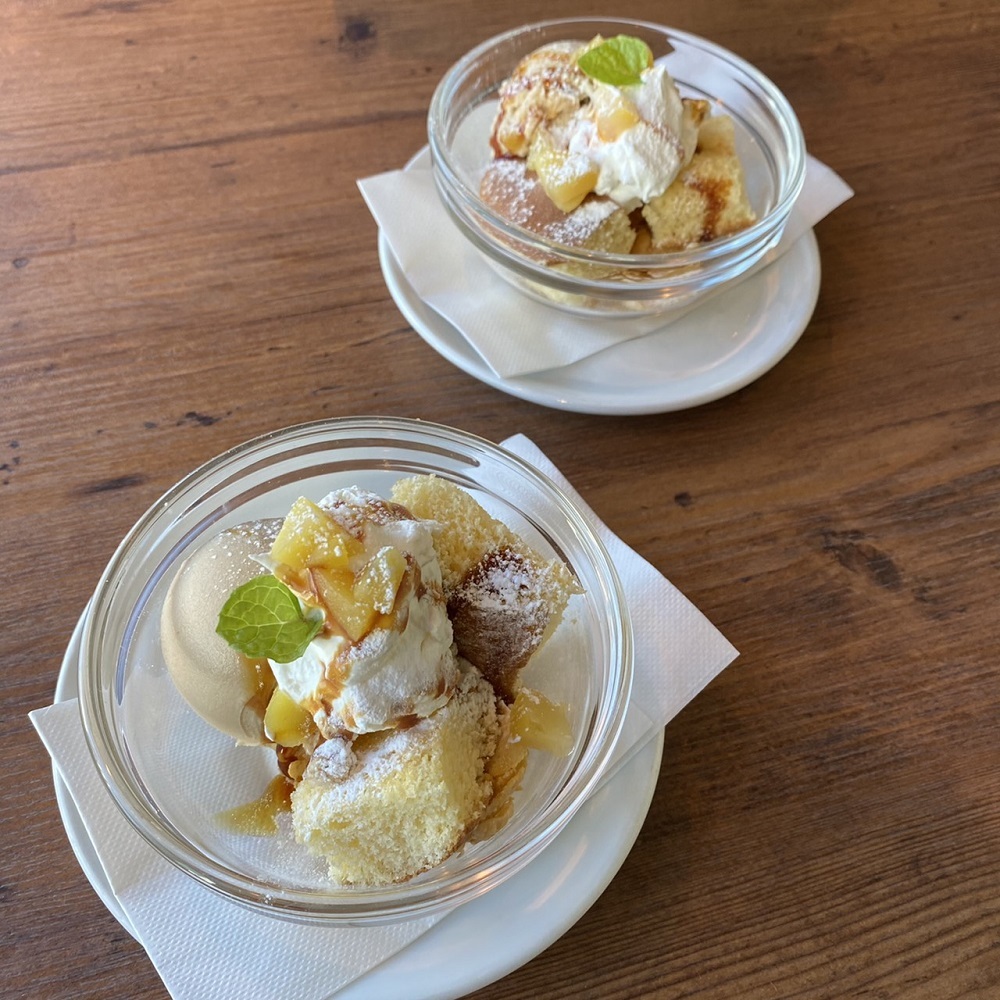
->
[428, 18, 806, 318]
[79, 417, 632, 924]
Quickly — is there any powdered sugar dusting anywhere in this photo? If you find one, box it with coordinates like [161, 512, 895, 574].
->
[480, 157, 620, 248]
[310, 736, 357, 781]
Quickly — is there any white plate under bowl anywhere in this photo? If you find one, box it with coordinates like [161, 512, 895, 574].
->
[53, 607, 664, 1000]
[381, 227, 819, 416]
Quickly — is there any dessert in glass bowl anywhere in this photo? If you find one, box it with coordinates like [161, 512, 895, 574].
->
[428, 19, 806, 316]
[162, 476, 579, 886]
[481, 34, 756, 261]
[80, 418, 631, 922]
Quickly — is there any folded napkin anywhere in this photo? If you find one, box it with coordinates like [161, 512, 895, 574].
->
[30, 436, 737, 1000]
[359, 153, 852, 380]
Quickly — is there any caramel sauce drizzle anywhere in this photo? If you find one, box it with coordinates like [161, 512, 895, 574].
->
[216, 775, 292, 837]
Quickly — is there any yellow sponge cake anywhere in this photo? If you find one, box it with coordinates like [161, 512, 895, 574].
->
[642, 115, 757, 251]
[292, 666, 500, 884]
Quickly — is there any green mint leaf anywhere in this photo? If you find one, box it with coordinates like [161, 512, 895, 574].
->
[577, 35, 654, 87]
[216, 575, 324, 663]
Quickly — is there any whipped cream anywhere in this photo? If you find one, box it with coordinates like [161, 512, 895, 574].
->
[269, 488, 459, 737]
[491, 39, 699, 212]
[576, 65, 696, 207]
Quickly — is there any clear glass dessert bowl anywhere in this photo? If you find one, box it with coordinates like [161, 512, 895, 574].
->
[427, 18, 806, 318]
[79, 417, 632, 924]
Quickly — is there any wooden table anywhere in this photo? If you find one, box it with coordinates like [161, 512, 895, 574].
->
[4, 0, 998, 996]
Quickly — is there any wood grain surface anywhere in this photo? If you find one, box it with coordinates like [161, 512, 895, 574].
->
[3, 0, 998, 997]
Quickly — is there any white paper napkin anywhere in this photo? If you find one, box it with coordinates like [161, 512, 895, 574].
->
[30, 436, 737, 1000]
[359, 153, 852, 380]
[503, 434, 737, 754]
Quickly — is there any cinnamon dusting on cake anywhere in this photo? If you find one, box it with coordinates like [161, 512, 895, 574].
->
[448, 546, 556, 702]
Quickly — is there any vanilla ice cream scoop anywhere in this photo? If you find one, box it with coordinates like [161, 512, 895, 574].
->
[160, 520, 280, 744]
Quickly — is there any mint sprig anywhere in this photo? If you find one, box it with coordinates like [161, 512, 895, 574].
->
[216, 575, 323, 663]
[577, 35, 654, 87]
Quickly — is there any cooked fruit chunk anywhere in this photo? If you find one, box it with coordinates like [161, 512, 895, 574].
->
[270, 498, 362, 573]
[264, 688, 316, 747]
[354, 546, 407, 614]
[596, 95, 639, 141]
[526, 132, 599, 213]
[310, 566, 378, 642]
[510, 688, 573, 756]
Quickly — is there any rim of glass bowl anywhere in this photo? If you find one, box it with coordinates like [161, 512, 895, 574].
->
[78, 416, 633, 924]
[427, 18, 806, 291]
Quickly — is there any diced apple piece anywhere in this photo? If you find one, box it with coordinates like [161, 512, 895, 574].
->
[311, 566, 378, 642]
[270, 498, 362, 574]
[354, 546, 407, 614]
[495, 122, 529, 158]
[589, 85, 640, 142]
[526, 133, 599, 213]
[264, 688, 315, 747]
[596, 99, 639, 142]
[510, 688, 574, 756]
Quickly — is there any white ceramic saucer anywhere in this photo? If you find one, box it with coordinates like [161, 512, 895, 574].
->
[379, 228, 820, 416]
[52, 607, 663, 1000]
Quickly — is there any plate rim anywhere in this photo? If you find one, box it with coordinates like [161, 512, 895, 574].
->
[381, 227, 820, 416]
[378, 144, 821, 416]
